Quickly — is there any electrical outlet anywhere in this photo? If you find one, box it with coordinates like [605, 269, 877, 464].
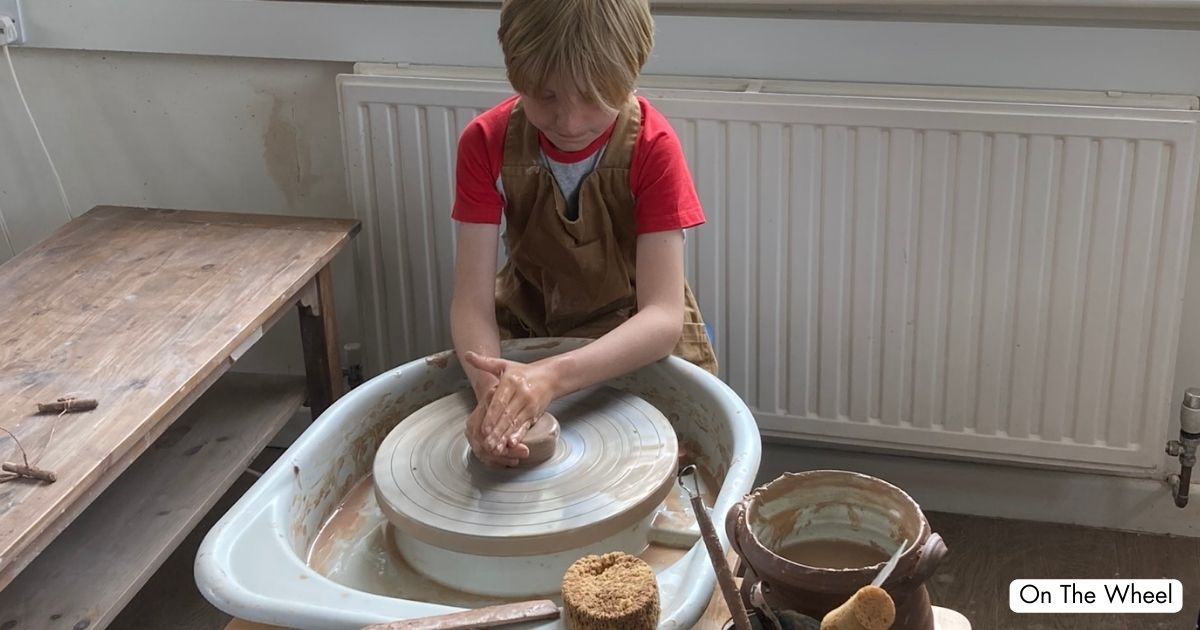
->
[0, 17, 13, 46]
[0, 0, 23, 45]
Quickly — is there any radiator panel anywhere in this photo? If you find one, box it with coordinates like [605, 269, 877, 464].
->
[338, 74, 1200, 474]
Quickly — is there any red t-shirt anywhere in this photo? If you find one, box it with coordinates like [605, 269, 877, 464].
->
[451, 95, 705, 234]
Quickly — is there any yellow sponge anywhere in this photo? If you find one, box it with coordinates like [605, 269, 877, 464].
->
[821, 585, 896, 630]
[561, 552, 660, 630]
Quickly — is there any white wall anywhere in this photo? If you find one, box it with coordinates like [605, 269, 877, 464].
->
[20, 1, 1200, 94]
[0, 49, 357, 374]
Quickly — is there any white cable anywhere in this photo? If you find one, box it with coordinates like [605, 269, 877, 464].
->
[0, 197, 15, 259]
[3, 44, 73, 221]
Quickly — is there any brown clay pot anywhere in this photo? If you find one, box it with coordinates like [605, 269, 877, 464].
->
[726, 471, 947, 630]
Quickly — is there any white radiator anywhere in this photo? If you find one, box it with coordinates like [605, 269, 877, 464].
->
[338, 67, 1200, 476]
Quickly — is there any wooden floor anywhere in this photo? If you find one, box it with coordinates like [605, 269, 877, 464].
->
[106, 465, 1199, 630]
[925, 511, 1197, 630]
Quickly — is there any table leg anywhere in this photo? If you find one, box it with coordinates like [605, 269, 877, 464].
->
[298, 265, 344, 417]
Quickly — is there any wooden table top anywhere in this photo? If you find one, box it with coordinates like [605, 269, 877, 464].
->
[0, 206, 359, 589]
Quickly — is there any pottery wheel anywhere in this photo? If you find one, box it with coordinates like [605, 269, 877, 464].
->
[373, 385, 678, 557]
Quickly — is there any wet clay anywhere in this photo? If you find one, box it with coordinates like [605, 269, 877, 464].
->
[515, 412, 559, 468]
[308, 475, 498, 608]
[307, 476, 375, 573]
[291, 384, 452, 552]
[775, 540, 890, 570]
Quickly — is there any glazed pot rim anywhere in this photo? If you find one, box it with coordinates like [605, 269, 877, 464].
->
[733, 470, 932, 587]
[746, 470, 919, 507]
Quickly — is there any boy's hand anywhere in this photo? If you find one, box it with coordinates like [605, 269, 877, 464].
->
[465, 388, 530, 467]
[463, 351, 560, 455]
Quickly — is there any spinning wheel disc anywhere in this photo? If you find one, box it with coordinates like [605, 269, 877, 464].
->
[373, 385, 678, 556]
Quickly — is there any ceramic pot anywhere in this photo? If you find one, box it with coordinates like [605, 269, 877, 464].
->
[727, 471, 947, 630]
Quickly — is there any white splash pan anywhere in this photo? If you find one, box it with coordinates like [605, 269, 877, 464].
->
[195, 338, 762, 629]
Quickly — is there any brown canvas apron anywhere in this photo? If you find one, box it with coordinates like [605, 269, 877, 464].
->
[493, 97, 719, 375]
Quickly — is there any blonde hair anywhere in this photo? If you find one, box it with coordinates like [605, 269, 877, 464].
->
[498, 0, 653, 111]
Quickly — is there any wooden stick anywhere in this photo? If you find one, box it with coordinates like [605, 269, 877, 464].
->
[360, 600, 560, 630]
[690, 493, 753, 630]
[36, 398, 98, 414]
[2, 462, 57, 483]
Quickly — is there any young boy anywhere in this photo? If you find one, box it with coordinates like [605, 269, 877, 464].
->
[451, 0, 718, 467]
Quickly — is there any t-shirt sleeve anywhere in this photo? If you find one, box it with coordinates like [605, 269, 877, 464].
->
[630, 101, 706, 234]
[451, 108, 507, 224]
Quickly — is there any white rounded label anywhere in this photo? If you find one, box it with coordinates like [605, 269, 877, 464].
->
[1010, 579, 1182, 613]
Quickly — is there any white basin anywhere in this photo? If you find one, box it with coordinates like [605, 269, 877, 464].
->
[195, 338, 762, 629]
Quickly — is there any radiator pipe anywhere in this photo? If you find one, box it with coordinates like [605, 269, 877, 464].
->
[1169, 467, 1192, 508]
[1167, 388, 1200, 508]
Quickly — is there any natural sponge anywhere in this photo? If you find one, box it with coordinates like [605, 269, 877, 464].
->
[821, 585, 896, 630]
[561, 552, 660, 630]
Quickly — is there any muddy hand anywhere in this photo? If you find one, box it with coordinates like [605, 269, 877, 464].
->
[462, 351, 558, 455]
[465, 389, 529, 467]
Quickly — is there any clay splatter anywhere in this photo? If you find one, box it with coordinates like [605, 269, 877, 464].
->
[424, 351, 454, 369]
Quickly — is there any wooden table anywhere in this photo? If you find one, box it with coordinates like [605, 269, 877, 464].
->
[0, 206, 359, 629]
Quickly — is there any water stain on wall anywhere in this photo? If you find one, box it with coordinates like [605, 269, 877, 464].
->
[261, 92, 319, 207]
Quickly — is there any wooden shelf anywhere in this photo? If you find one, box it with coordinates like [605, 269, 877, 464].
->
[0, 372, 306, 630]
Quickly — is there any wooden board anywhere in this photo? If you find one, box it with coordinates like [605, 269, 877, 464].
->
[0, 206, 358, 589]
[0, 372, 306, 630]
[111, 474, 255, 630]
[226, 621, 290, 630]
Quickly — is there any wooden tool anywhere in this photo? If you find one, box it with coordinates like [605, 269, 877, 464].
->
[1, 462, 56, 483]
[360, 599, 560, 630]
[35, 398, 98, 414]
[680, 464, 752, 630]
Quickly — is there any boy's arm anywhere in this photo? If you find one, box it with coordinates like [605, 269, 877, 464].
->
[450, 222, 503, 401]
[465, 229, 685, 453]
[454, 221, 533, 467]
